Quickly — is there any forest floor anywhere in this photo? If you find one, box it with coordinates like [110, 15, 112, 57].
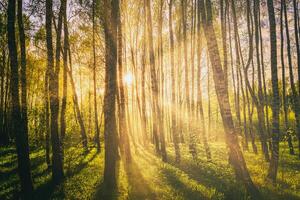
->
[1, 140, 300, 200]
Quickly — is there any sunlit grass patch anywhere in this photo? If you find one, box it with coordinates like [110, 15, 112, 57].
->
[1, 140, 300, 200]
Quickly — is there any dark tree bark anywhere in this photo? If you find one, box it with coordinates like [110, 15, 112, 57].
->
[200, 0, 260, 197]
[3, 62, 10, 143]
[7, 0, 34, 197]
[103, 0, 119, 188]
[1, 17, 7, 143]
[17, 0, 29, 150]
[0, 46, 8, 145]
[46, 0, 64, 183]
[0, 17, 4, 145]
[60, 0, 68, 154]
[266, 0, 280, 183]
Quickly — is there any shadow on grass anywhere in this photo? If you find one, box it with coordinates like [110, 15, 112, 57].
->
[138, 147, 248, 200]
[1, 145, 100, 200]
[65, 150, 98, 178]
[160, 167, 209, 200]
[124, 159, 156, 200]
[141, 146, 300, 200]
[0, 150, 47, 198]
[34, 149, 98, 199]
[93, 180, 118, 200]
[93, 160, 120, 200]
[34, 179, 58, 200]
[259, 184, 300, 200]
[0, 146, 16, 157]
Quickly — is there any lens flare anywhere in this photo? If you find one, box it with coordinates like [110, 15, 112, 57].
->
[124, 72, 133, 86]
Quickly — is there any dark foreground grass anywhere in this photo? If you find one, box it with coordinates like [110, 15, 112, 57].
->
[0, 141, 300, 199]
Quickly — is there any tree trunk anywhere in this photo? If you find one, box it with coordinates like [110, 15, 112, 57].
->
[17, 0, 29, 152]
[8, 0, 34, 196]
[103, 0, 119, 188]
[92, 0, 101, 153]
[117, 0, 131, 163]
[169, 0, 180, 163]
[0, 47, 8, 145]
[266, 0, 280, 183]
[200, 0, 260, 197]
[280, 1, 294, 155]
[60, 0, 68, 156]
[46, 0, 64, 183]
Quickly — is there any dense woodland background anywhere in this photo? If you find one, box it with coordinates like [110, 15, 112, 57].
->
[1, 0, 300, 199]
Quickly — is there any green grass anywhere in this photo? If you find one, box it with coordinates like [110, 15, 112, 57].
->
[1, 141, 300, 199]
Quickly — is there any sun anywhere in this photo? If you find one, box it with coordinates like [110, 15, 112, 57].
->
[124, 72, 133, 86]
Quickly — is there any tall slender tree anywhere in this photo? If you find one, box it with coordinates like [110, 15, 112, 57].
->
[169, 0, 180, 163]
[60, 0, 68, 154]
[244, 0, 258, 154]
[93, 0, 101, 153]
[103, 0, 119, 188]
[280, 0, 294, 155]
[117, 0, 131, 163]
[18, 0, 28, 150]
[200, 0, 260, 197]
[46, 0, 64, 183]
[8, 0, 34, 197]
[266, 0, 280, 183]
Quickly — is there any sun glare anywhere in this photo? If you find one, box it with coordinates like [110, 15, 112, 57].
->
[124, 72, 133, 86]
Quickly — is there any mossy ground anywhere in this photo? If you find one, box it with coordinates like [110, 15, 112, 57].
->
[1, 141, 299, 199]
